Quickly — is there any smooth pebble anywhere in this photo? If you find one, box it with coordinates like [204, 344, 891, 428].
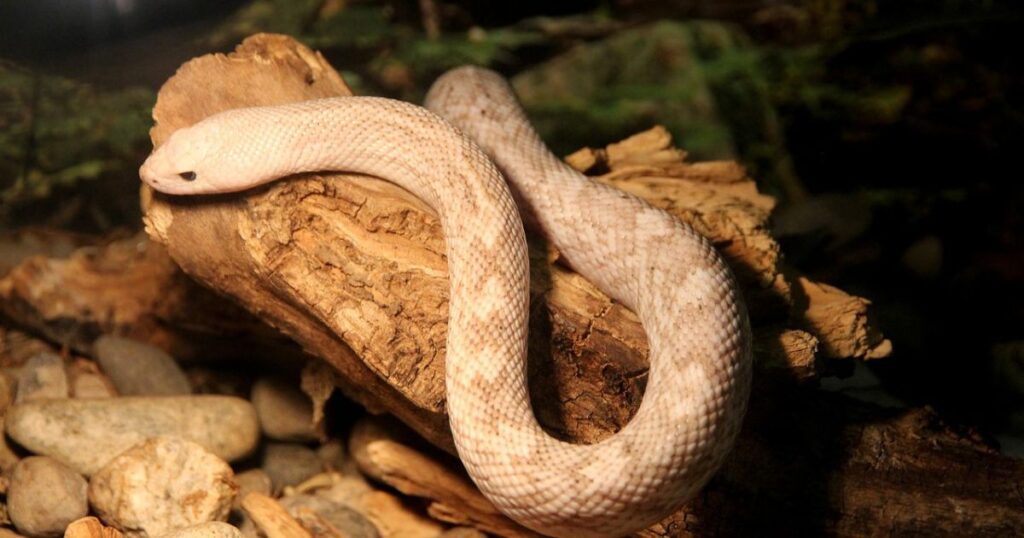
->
[261, 443, 323, 492]
[5, 395, 259, 475]
[316, 440, 357, 475]
[231, 469, 272, 511]
[279, 495, 379, 538]
[93, 336, 191, 396]
[15, 352, 68, 403]
[89, 437, 237, 538]
[250, 376, 317, 442]
[7, 456, 88, 537]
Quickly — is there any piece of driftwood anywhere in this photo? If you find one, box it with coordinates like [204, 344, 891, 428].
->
[349, 416, 539, 538]
[0, 232, 306, 365]
[138, 33, 890, 451]
[242, 493, 313, 538]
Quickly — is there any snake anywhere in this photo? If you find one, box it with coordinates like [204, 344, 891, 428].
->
[140, 66, 752, 538]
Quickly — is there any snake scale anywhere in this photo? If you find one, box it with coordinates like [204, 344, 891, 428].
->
[140, 66, 752, 538]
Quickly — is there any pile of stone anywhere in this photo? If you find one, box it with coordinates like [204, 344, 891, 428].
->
[0, 334, 499, 538]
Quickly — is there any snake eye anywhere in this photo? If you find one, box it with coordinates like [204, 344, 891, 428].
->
[179, 171, 197, 181]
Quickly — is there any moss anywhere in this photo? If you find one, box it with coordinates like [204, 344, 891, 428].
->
[0, 61, 154, 228]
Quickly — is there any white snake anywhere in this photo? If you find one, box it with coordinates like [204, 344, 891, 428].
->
[140, 66, 752, 537]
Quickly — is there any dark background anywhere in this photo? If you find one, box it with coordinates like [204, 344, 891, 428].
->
[1, 0, 1022, 453]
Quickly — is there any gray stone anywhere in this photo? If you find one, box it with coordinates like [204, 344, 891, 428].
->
[89, 437, 236, 538]
[15, 352, 68, 403]
[7, 456, 88, 537]
[250, 376, 317, 442]
[317, 440, 357, 475]
[261, 443, 323, 492]
[5, 395, 259, 475]
[231, 469, 272, 511]
[93, 336, 191, 396]
[279, 495, 379, 538]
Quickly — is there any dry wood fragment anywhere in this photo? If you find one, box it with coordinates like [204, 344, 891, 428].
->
[0, 327, 55, 368]
[242, 493, 313, 538]
[0, 232, 307, 365]
[794, 276, 892, 359]
[0, 228, 93, 277]
[349, 417, 540, 538]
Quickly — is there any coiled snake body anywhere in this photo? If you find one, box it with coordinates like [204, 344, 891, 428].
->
[140, 66, 752, 538]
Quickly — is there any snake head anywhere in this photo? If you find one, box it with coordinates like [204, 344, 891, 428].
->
[139, 118, 237, 195]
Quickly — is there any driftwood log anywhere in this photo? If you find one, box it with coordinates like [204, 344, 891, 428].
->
[138, 33, 895, 453]
[1, 33, 1020, 536]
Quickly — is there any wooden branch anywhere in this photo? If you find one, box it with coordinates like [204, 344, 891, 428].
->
[0, 232, 301, 365]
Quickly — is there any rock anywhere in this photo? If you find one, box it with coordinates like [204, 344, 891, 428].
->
[250, 376, 317, 442]
[261, 443, 322, 492]
[317, 477, 444, 538]
[901, 235, 943, 279]
[64, 516, 125, 538]
[89, 437, 237, 538]
[228, 470, 271, 538]
[93, 336, 191, 396]
[72, 372, 117, 398]
[5, 395, 259, 475]
[7, 456, 88, 537]
[316, 440, 356, 475]
[231, 469, 272, 511]
[279, 495, 379, 538]
[14, 352, 68, 403]
[154, 522, 241, 538]
[316, 475, 373, 507]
